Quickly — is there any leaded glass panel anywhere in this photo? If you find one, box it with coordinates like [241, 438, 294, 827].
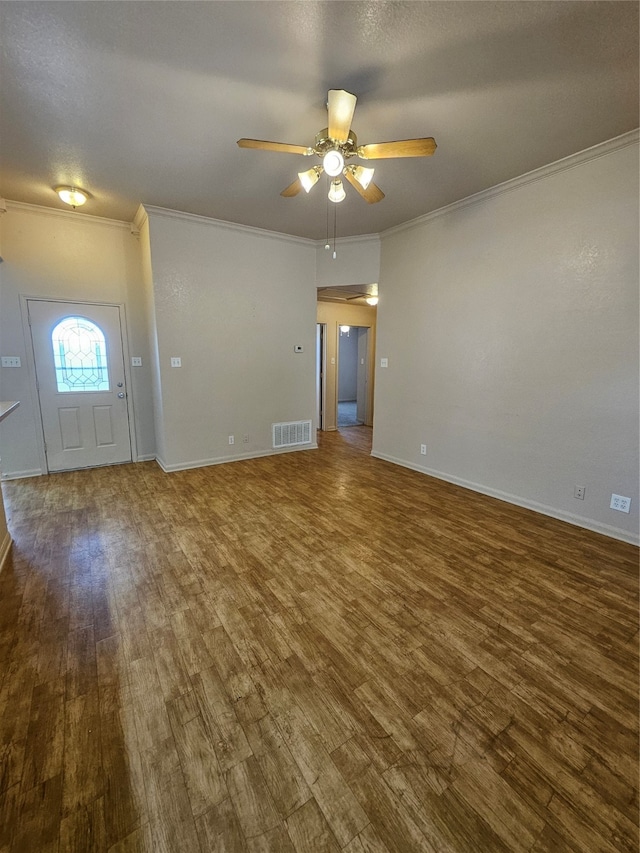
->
[51, 316, 110, 393]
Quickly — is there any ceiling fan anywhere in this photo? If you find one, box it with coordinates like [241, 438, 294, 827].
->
[237, 89, 436, 205]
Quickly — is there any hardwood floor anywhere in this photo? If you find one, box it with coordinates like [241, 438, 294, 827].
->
[0, 426, 637, 852]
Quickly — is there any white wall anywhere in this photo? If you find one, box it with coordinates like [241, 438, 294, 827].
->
[0, 204, 154, 477]
[372, 138, 639, 543]
[143, 208, 317, 470]
[316, 235, 380, 289]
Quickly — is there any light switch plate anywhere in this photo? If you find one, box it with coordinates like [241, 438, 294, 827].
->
[170, 357, 182, 368]
[1, 356, 21, 368]
[131, 357, 142, 367]
[380, 358, 388, 368]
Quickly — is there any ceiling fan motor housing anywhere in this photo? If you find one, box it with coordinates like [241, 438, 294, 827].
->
[314, 128, 359, 160]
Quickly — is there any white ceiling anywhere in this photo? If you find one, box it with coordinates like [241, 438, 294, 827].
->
[0, 1, 637, 240]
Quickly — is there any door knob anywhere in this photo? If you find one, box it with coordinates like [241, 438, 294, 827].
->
[117, 382, 123, 387]
[117, 392, 125, 399]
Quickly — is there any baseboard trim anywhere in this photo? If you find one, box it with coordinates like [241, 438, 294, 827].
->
[135, 454, 157, 463]
[0, 531, 12, 573]
[155, 443, 319, 473]
[371, 451, 640, 546]
[1, 468, 43, 481]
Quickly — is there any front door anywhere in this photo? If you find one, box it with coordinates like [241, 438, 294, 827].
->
[28, 300, 132, 472]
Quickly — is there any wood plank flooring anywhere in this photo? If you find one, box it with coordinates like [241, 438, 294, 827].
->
[0, 427, 637, 852]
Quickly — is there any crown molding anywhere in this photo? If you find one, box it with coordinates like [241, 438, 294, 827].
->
[383, 128, 640, 238]
[4, 200, 130, 229]
[313, 233, 380, 249]
[133, 203, 148, 231]
[141, 204, 316, 247]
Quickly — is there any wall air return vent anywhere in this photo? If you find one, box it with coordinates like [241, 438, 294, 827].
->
[272, 420, 312, 448]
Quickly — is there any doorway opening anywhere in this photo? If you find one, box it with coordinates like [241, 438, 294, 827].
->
[337, 325, 369, 429]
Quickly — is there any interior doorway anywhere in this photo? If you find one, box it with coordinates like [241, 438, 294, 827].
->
[337, 325, 369, 428]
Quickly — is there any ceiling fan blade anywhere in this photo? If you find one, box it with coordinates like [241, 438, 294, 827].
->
[344, 169, 385, 204]
[327, 90, 357, 143]
[358, 137, 437, 159]
[280, 178, 303, 198]
[237, 138, 310, 156]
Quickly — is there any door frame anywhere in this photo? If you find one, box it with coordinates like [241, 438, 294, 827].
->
[20, 295, 139, 474]
[316, 323, 327, 432]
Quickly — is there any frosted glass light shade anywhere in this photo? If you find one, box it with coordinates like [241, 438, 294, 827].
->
[328, 179, 346, 203]
[366, 296, 379, 306]
[56, 186, 88, 207]
[298, 167, 320, 193]
[352, 166, 375, 189]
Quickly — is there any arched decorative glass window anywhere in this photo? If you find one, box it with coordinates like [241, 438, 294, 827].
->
[51, 316, 110, 392]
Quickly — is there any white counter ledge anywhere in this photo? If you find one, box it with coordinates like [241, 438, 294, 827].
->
[0, 401, 19, 572]
[0, 401, 20, 423]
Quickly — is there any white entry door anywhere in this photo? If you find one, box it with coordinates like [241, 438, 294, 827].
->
[28, 300, 132, 472]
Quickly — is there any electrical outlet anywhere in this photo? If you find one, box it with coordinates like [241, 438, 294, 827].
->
[228, 435, 234, 445]
[420, 444, 427, 455]
[610, 494, 631, 513]
[243, 434, 249, 443]
[131, 357, 142, 367]
[1, 356, 21, 368]
[574, 486, 585, 500]
[170, 357, 182, 368]
[380, 358, 389, 368]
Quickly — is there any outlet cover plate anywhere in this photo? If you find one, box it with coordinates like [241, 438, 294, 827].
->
[610, 494, 631, 513]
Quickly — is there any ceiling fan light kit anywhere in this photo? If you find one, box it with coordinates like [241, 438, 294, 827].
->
[237, 89, 436, 206]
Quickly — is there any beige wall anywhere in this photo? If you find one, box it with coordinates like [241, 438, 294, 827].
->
[143, 208, 318, 470]
[316, 302, 377, 431]
[0, 204, 154, 477]
[372, 139, 639, 543]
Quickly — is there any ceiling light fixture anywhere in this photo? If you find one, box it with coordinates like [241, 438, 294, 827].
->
[322, 149, 344, 177]
[366, 296, 379, 306]
[328, 179, 346, 204]
[55, 186, 89, 208]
